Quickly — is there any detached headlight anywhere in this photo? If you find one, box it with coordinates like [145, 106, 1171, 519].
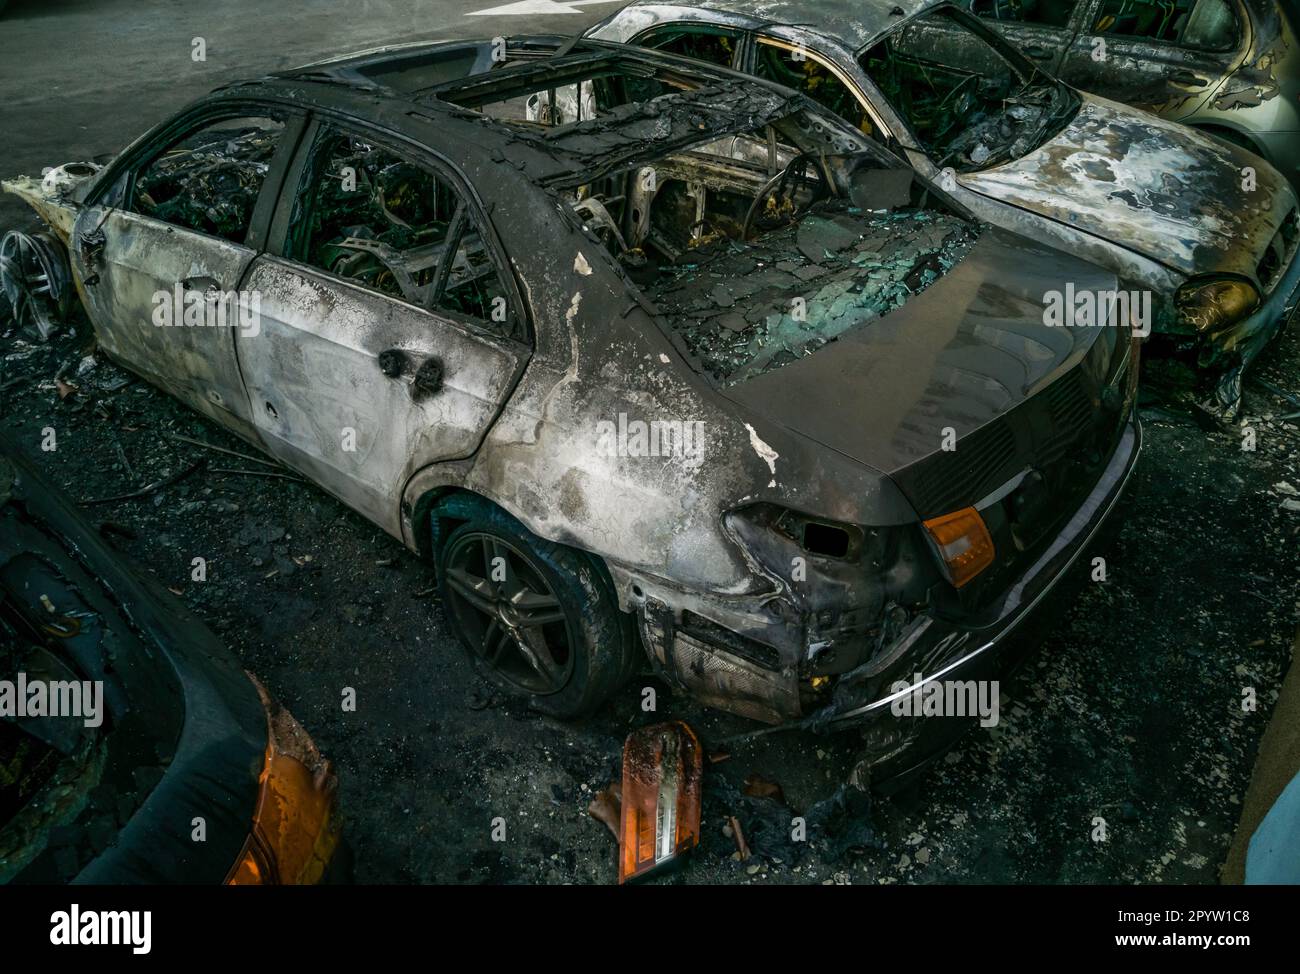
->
[1175, 277, 1259, 339]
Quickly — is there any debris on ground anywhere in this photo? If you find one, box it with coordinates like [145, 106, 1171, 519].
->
[586, 781, 621, 841]
[588, 721, 704, 884]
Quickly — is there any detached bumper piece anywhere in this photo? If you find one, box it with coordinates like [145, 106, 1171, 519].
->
[619, 721, 702, 884]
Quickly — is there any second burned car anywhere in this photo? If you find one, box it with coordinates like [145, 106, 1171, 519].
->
[6, 40, 1139, 778]
[587, 0, 1300, 419]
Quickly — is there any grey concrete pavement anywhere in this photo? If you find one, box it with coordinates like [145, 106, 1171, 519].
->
[0, 0, 622, 221]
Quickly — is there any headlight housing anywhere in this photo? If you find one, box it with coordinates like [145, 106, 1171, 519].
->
[921, 506, 995, 589]
[723, 503, 869, 564]
[1175, 277, 1260, 343]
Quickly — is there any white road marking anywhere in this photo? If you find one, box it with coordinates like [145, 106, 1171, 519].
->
[467, 0, 622, 16]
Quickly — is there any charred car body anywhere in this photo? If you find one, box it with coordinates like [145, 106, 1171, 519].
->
[586, 0, 1300, 417]
[0, 438, 339, 884]
[955, 0, 1300, 188]
[4, 39, 1139, 779]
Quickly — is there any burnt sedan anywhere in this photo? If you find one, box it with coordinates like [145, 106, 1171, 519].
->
[0, 438, 339, 884]
[586, 0, 1300, 419]
[5, 40, 1139, 779]
[956, 0, 1300, 190]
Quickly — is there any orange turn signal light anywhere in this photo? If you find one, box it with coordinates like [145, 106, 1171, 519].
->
[922, 506, 995, 589]
[619, 721, 703, 884]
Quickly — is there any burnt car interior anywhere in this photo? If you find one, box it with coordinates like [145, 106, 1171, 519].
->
[1093, 0, 1240, 47]
[434, 57, 979, 384]
[626, 148, 978, 384]
[860, 8, 1079, 170]
[132, 116, 286, 244]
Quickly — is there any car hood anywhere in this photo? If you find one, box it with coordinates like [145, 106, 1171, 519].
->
[960, 93, 1295, 283]
[722, 226, 1115, 485]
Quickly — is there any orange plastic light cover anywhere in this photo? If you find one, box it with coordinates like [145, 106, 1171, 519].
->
[618, 721, 702, 884]
[922, 506, 995, 589]
[226, 677, 341, 885]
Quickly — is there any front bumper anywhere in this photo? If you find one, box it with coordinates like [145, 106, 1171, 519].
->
[637, 414, 1141, 765]
[821, 418, 1138, 723]
[1199, 222, 1300, 416]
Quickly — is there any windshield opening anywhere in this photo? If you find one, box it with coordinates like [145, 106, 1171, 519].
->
[562, 112, 979, 384]
[859, 7, 1078, 172]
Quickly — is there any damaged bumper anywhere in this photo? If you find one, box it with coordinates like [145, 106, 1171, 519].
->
[635, 414, 1141, 769]
[1201, 234, 1300, 415]
[821, 417, 1141, 772]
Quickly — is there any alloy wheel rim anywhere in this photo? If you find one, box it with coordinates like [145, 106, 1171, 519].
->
[443, 532, 574, 695]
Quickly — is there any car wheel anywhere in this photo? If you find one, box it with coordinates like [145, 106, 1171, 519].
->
[436, 504, 637, 718]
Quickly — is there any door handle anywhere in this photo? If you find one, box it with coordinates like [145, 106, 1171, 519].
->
[412, 356, 444, 399]
[377, 348, 408, 377]
[1023, 45, 1051, 59]
[1170, 70, 1208, 87]
[376, 349, 443, 398]
[179, 275, 222, 293]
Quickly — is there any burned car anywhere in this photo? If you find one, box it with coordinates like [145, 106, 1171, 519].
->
[586, 0, 1300, 418]
[4, 39, 1139, 780]
[0, 437, 340, 884]
[955, 0, 1300, 189]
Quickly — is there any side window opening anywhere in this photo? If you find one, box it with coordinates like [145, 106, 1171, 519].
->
[132, 115, 285, 244]
[438, 220, 511, 325]
[1094, 0, 1239, 50]
[753, 44, 879, 140]
[292, 129, 515, 334]
[640, 26, 739, 68]
[968, 0, 1079, 28]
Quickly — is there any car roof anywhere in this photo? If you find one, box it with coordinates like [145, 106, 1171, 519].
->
[214, 37, 808, 189]
[612, 0, 941, 48]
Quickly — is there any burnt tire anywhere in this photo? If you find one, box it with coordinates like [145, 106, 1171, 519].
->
[435, 501, 636, 719]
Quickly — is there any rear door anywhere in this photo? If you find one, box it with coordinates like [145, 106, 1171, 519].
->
[1055, 0, 1244, 115]
[238, 120, 529, 534]
[71, 109, 303, 441]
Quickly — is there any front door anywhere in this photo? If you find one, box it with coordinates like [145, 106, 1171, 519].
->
[71, 112, 298, 440]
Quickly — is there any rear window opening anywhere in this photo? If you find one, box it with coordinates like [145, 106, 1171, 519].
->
[564, 117, 979, 385]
